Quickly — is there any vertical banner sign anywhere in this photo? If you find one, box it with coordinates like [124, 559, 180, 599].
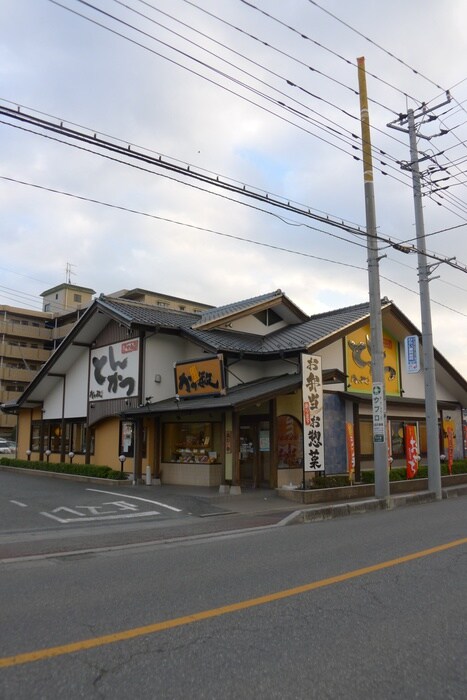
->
[372, 382, 386, 443]
[447, 427, 454, 475]
[301, 354, 324, 472]
[405, 424, 419, 479]
[345, 423, 355, 480]
[443, 419, 455, 475]
[387, 420, 393, 468]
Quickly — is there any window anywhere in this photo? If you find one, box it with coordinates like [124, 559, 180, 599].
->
[277, 415, 303, 468]
[254, 308, 282, 326]
[162, 421, 221, 463]
[30, 419, 93, 455]
[359, 419, 375, 457]
[361, 418, 430, 458]
[73, 294, 82, 303]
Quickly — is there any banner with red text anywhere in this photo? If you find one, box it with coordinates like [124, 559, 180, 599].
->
[405, 424, 419, 479]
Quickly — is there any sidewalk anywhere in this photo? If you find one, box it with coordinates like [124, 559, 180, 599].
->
[142, 481, 467, 524]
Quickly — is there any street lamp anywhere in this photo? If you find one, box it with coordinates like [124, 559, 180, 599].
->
[119, 454, 126, 475]
[45, 449, 51, 464]
[26, 449, 32, 461]
[68, 451, 75, 464]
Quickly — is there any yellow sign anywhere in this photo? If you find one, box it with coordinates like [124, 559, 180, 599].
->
[345, 325, 400, 396]
[174, 355, 225, 399]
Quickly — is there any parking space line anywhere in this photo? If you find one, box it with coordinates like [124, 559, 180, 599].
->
[40, 510, 160, 524]
[10, 500, 28, 507]
[86, 488, 182, 512]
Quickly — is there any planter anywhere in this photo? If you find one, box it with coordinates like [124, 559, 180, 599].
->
[277, 472, 467, 504]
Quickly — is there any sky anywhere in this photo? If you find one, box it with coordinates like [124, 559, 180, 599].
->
[1, 0, 467, 378]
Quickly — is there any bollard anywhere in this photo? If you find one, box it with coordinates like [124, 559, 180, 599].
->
[145, 465, 152, 485]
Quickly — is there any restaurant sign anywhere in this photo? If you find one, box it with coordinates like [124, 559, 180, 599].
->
[89, 339, 139, 401]
[174, 355, 226, 399]
[301, 353, 324, 472]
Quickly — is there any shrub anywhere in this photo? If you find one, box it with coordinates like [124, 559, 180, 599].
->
[0, 457, 127, 480]
[307, 474, 351, 489]
[361, 459, 467, 484]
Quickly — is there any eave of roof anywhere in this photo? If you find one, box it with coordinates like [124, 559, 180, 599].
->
[123, 373, 302, 416]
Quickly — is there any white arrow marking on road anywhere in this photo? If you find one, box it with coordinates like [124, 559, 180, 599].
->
[86, 488, 182, 512]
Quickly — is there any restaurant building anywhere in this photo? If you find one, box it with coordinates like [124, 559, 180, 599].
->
[2, 289, 466, 490]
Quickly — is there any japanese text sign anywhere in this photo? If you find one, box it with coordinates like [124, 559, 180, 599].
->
[174, 355, 225, 399]
[301, 354, 324, 472]
[89, 339, 139, 401]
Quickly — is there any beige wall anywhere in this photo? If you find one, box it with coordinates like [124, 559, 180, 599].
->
[94, 417, 129, 471]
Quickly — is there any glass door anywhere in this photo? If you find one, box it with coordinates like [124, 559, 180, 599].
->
[239, 418, 270, 487]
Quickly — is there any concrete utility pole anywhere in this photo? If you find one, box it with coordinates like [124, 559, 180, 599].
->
[357, 57, 390, 501]
[388, 97, 451, 500]
[407, 109, 442, 498]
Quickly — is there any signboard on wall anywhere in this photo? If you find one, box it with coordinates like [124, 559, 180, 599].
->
[404, 335, 421, 373]
[89, 339, 139, 401]
[301, 354, 324, 472]
[174, 355, 226, 398]
[345, 325, 400, 395]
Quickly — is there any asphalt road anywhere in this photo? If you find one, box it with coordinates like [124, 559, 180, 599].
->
[0, 478, 466, 699]
[0, 470, 296, 559]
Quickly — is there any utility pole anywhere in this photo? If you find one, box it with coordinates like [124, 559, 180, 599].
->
[357, 57, 389, 501]
[388, 95, 452, 500]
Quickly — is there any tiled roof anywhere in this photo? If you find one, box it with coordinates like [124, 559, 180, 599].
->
[185, 300, 373, 355]
[97, 295, 375, 356]
[192, 289, 285, 328]
[98, 296, 199, 329]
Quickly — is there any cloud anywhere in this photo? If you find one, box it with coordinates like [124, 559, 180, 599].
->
[0, 0, 466, 378]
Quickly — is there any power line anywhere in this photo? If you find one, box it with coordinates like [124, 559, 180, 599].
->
[307, 0, 445, 94]
[2, 173, 466, 319]
[2, 101, 467, 272]
[49, 0, 412, 187]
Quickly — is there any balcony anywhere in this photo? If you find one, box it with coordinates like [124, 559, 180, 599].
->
[0, 319, 52, 341]
[0, 366, 38, 383]
[0, 343, 50, 363]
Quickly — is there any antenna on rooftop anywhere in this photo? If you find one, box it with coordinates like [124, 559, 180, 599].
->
[65, 262, 77, 284]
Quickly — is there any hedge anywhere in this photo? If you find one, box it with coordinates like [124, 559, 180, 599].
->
[361, 459, 467, 484]
[0, 457, 127, 480]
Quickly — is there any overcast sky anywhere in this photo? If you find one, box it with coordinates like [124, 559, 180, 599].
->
[1, 0, 467, 377]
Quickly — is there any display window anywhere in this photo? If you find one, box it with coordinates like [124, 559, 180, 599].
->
[361, 417, 429, 458]
[277, 415, 303, 468]
[162, 421, 221, 464]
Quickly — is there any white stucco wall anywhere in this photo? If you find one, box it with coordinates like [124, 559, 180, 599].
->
[226, 358, 298, 387]
[64, 350, 89, 417]
[143, 334, 207, 401]
[42, 349, 89, 419]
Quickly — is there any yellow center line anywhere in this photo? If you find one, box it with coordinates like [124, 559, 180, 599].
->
[1, 537, 466, 669]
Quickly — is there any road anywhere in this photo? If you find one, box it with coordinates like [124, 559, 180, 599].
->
[0, 470, 297, 559]
[0, 471, 466, 699]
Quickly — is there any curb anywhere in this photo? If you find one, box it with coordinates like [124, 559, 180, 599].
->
[0, 465, 131, 486]
[286, 491, 439, 524]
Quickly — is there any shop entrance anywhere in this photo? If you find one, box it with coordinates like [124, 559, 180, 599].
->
[239, 417, 271, 488]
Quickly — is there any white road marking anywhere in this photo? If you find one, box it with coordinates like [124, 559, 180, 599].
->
[40, 510, 160, 524]
[86, 488, 182, 512]
[10, 500, 28, 507]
